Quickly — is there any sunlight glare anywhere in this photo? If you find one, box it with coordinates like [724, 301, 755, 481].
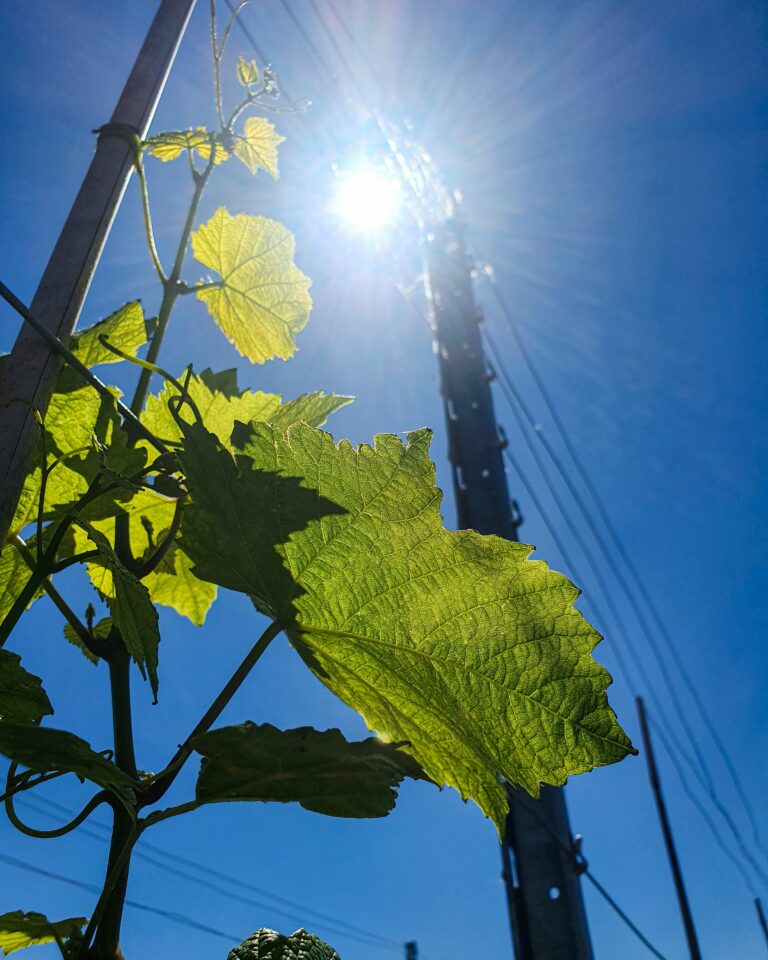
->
[333, 166, 402, 233]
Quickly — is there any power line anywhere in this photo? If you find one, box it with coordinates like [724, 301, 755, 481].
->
[480, 284, 768, 895]
[15, 793, 400, 952]
[481, 270, 767, 866]
[505, 802, 671, 960]
[0, 852, 241, 943]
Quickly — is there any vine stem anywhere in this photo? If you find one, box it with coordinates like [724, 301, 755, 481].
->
[10, 534, 100, 656]
[0, 478, 104, 648]
[85, 646, 139, 959]
[135, 155, 167, 285]
[129, 154, 215, 418]
[140, 619, 284, 808]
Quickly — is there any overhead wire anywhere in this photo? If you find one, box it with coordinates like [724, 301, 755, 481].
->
[0, 852, 241, 943]
[503, 800, 671, 960]
[480, 285, 768, 894]
[12, 793, 401, 952]
[481, 272, 768, 867]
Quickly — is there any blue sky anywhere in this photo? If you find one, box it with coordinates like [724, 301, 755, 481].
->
[1, 1, 767, 958]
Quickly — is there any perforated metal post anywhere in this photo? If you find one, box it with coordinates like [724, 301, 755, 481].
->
[0, 0, 196, 545]
[423, 215, 594, 960]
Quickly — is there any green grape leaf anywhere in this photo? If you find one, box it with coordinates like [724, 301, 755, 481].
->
[68, 301, 147, 368]
[199, 367, 239, 397]
[179, 422, 634, 831]
[75, 521, 160, 701]
[0, 543, 40, 624]
[177, 424, 344, 612]
[191, 207, 312, 364]
[232, 117, 285, 178]
[0, 722, 136, 813]
[0, 652, 52, 725]
[11, 368, 135, 539]
[141, 370, 352, 447]
[236, 55, 260, 86]
[0, 912, 87, 956]
[141, 373, 282, 447]
[63, 617, 112, 666]
[262, 392, 353, 432]
[192, 722, 427, 818]
[142, 538, 216, 627]
[228, 929, 339, 960]
[144, 128, 229, 165]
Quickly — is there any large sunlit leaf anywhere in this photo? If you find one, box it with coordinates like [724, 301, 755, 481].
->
[144, 128, 229, 165]
[232, 117, 285, 178]
[191, 208, 312, 364]
[75, 521, 160, 701]
[0, 912, 86, 956]
[179, 422, 634, 830]
[0, 723, 136, 812]
[228, 929, 339, 960]
[68, 301, 147, 368]
[0, 652, 52, 725]
[193, 722, 427, 818]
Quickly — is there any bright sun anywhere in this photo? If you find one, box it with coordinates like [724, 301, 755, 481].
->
[333, 166, 402, 233]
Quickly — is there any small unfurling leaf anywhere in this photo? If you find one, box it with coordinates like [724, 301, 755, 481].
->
[236, 55, 260, 86]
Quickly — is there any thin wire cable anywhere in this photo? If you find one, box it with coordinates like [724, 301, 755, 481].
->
[225, 0, 310, 126]
[649, 715, 760, 898]
[0, 852, 241, 942]
[482, 314, 768, 894]
[15, 793, 400, 952]
[482, 271, 767, 865]
[506, 804, 670, 960]
[323, 0, 388, 97]
[296, 0, 429, 220]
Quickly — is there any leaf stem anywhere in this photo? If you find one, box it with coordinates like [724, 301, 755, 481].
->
[135, 154, 167, 285]
[140, 619, 284, 808]
[141, 798, 203, 829]
[11, 534, 102, 658]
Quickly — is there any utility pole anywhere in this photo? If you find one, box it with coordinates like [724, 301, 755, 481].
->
[0, 0, 196, 546]
[636, 697, 702, 960]
[423, 210, 593, 960]
[405, 942, 418, 960]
